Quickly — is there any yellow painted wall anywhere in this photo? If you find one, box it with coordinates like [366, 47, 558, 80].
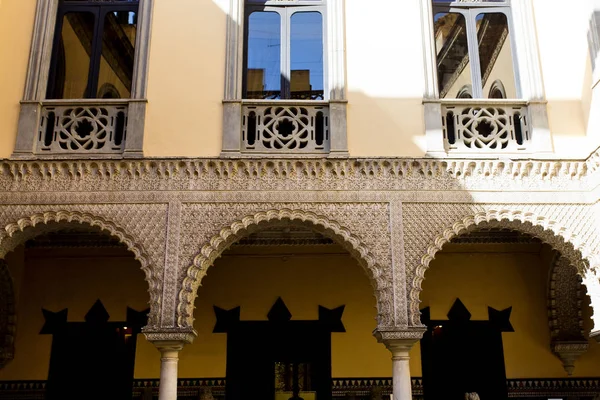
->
[0, 0, 597, 158]
[418, 246, 600, 378]
[180, 247, 388, 378]
[533, 0, 595, 157]
[345, 0, 426, 156]
[0, 0, 36, 159]
[142, 0, 226, 157]
[0, 246, 153, 381]
[2, 241, 600, 382]
[0, 244, 388, 381]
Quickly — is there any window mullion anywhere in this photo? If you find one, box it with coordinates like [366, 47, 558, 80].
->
[465, 9, 484, 98]
[281, 8, 291, 99]
[86, 6, 105, 98]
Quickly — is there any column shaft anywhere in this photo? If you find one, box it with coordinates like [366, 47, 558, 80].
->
[392, 351, 412, 400]
[157, 347, 182, 400]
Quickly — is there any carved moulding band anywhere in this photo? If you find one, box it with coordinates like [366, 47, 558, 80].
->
[177, 208, 392, 329]
[143, 327, 197, 346]
[0, 210, 161, 326]
[409, 209, 593, 327]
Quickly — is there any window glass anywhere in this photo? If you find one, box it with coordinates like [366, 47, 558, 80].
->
[476, 13, 516, 98]
[246, 11, 281, 99]
[434, 12, 470, 99]
[290, 12, 323, 100]
[50, 12, 96, 99]
[97, 11, 137, 98]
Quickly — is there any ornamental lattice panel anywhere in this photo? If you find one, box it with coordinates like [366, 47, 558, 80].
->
[442, 103, 530, 153]
[37, 103, 128, 154]
[242, 103, 330, 153]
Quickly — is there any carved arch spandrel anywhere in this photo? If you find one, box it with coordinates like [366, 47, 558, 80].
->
[548, 254, 587, 342]
[177, 205, 394, 329]
[403, 205, 599, 327]
[0, 205, 169, 327]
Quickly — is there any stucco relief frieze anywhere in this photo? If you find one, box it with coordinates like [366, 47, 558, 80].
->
[0, 155, 599, 335]
[549, 254, 587, 341]
[548, 254, 589, 375]
[0, 158, 590, 194]
[0, 204, 168, 327]
[402, 204, 599, 327]
[177, 203, 395, 329]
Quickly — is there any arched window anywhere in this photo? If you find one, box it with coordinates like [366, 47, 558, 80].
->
[457, 85, 473, 99]
[488, 80, 507, 99]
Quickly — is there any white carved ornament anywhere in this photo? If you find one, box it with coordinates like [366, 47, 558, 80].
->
[0, 206, 168, 327]
[403, 206, 599, 327]
[177, 206, 394, 329]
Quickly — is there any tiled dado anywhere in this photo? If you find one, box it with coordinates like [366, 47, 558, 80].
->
[1, 378, 600, 399]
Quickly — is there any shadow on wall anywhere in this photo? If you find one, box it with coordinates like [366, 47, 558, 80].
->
[144, 0, 429, 157]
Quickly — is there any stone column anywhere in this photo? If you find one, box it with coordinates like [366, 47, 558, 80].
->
[374, 328, 425, 400]
[145, 330, 196, 400]
[157, 341, 183, 400]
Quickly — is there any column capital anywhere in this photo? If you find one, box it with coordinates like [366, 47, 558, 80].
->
[143, 327, 197, 349]
[373, 327, 426, 354]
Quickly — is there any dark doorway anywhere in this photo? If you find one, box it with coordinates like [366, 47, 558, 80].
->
[214, 297, 345, 400]
[41, 300, 147, 400]
[420, 299, 514, 400]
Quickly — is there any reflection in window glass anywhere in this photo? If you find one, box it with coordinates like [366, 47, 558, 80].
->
[476, 13, 516, 98]
[434, 12, 470, 99]
[246, 11, 281, 99]
[97, 11, 137, 98]
[50, 12, 96, 99]
[290, 12, 323, 100]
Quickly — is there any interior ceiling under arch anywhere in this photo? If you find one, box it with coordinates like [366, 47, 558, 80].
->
[24, 228, 126, 249]
[26, 227, 546, 249]
[449, 228, 542, 245]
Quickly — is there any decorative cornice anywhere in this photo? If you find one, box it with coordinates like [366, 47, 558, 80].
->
[0, 156, 592, 193]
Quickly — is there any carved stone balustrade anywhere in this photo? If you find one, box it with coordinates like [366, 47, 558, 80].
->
[241, 101, 330, 154]
[441, 100, 531, 154]
[36, 100, 129, 155]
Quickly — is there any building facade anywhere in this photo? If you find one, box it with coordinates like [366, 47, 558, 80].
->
[1, 0, 600, 399]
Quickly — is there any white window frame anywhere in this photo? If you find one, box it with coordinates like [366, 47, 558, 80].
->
[12, 0, 155, 159]
[431, 1, 520, 99]
[221, 0, 348, 157]
[243, 2, 328, 100]
[420, 0, 553, 157]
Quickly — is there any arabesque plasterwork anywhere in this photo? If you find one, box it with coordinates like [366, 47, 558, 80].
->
[0, 153, 599, 340]
[403, 204, 600, 327]
[177, 204, 394, 328]
[0, 204, 168, 327]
